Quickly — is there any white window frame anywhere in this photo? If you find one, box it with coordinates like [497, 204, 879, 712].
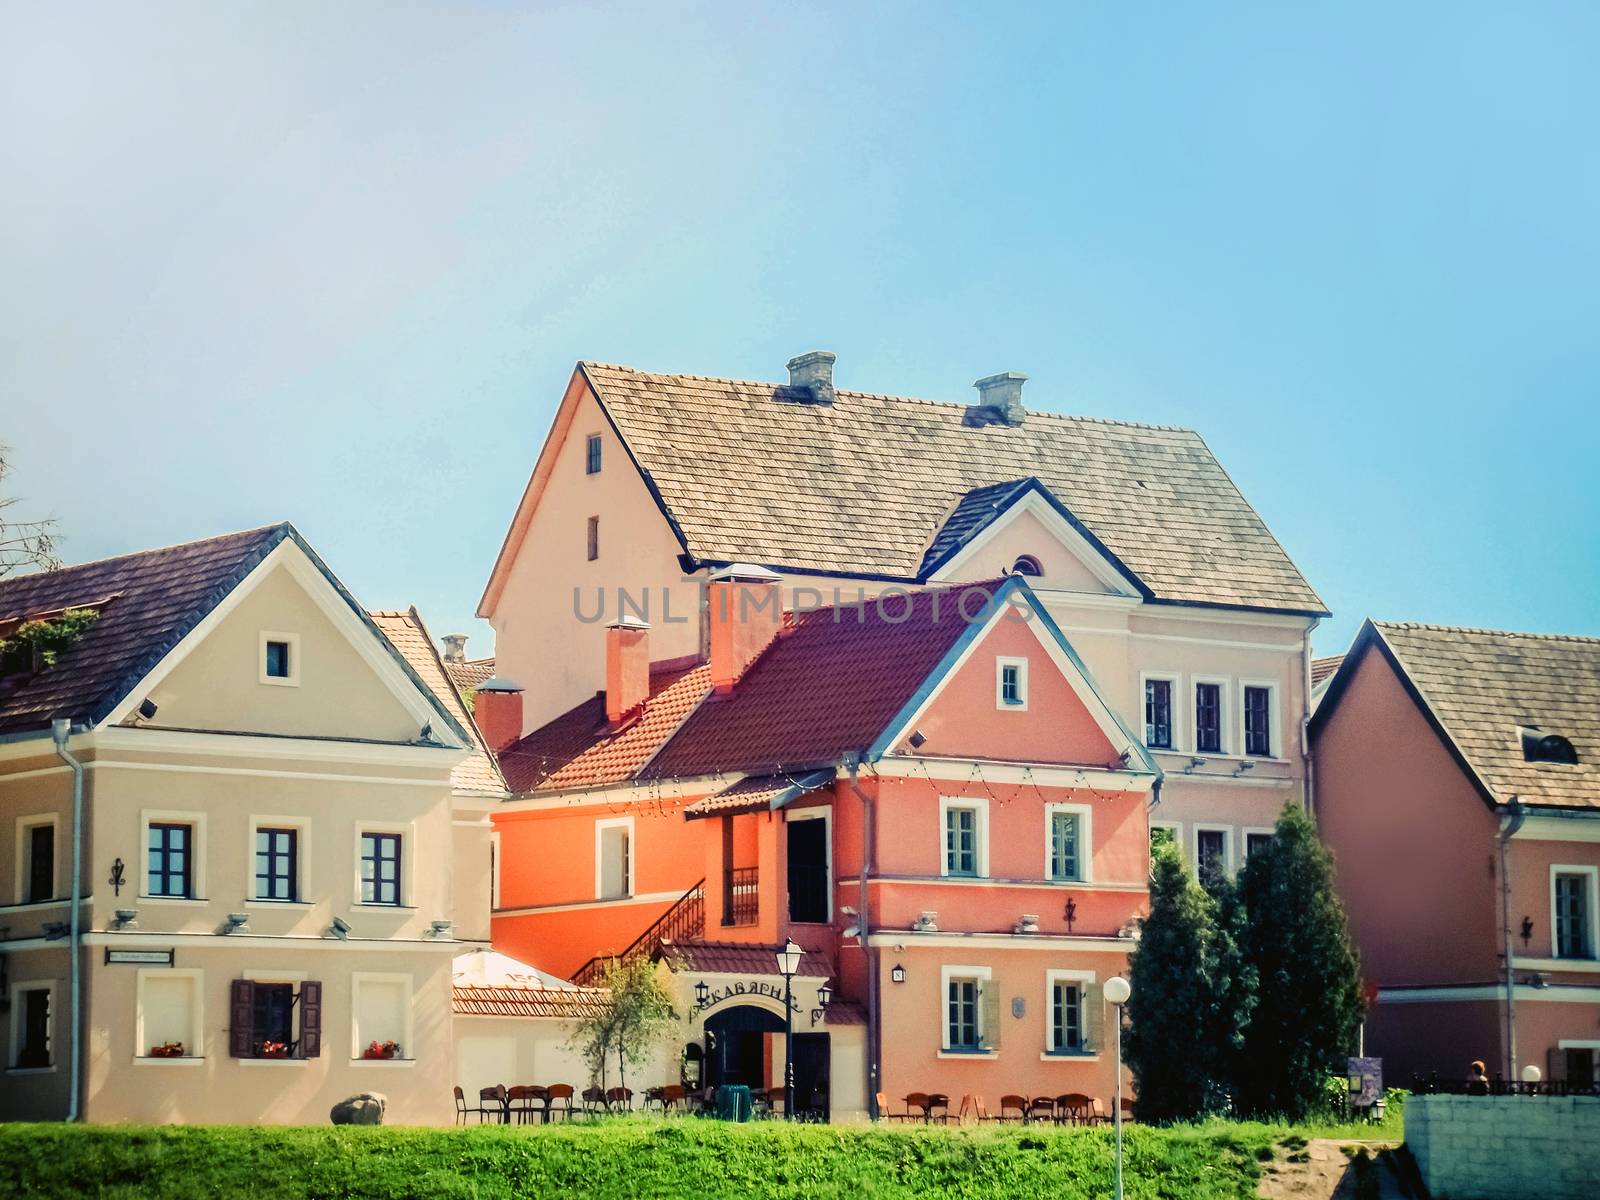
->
[939, 796, 990, 878]
[350, 971, 416, 1064]
[1192, 675, 1231, 756]
[1193, 825, 1234, 880]
[259, 631, 301, 687]
[246, 815, 312, 907]
[595, 815, 635, 900]
[1044, 802, 1093, 883]
[1138, 671, 1182, 752]
[1551, 865, 1599, 961]
[7, 978, 56, 1073]
[13, 813, 60, 905]
[353, 821, 414, 908]
[1239, 678, 1282, 759]
[785, 806, 833, 924]
[995, 656, 1029, 710]
[1150, 820, 1183, 857]
[134, 968, 204, 1063]
[939, 964, 993, 1054]
[139, 809, 206, 903]
[490, 830, 502, 910]
[1044, 967, 1096, 1057]
[1242, 826, 1276, 862]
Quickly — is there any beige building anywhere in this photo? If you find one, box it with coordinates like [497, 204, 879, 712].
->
[0, 523, 483, 1124]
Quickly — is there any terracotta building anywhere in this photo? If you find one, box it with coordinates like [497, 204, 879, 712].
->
[1311, 620, 1600, 1087]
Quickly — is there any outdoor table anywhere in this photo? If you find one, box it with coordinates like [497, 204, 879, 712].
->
[714, 1084, 754, 1122]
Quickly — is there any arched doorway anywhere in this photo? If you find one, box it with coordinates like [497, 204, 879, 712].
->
[703, 1003, 784, 1090]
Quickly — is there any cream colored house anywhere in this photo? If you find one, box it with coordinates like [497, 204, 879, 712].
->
[0, 523, 479, 1124]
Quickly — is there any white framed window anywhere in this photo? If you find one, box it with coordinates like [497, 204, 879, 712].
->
[1243, 827, 1275, 861]
[995, 657, 1028, 710]
[596, 815, 634, 900]
[14, 813, 59, 905]
[940, 796, 989, 878]
[140, 809, 205, 902]
[355, 822, 413, 907]
[1194, 826, 1232, 887]
[1139, 672, 1181, 752]
[1552, 865, 1598, 961]
[247, 815, 311, 905]
[940, 965, 996, 1054]
[1044, 968, 1096, 1056]
[8, 979, 55, 1072]
[1193, 676, 1230, 755]
[259, 631, 300, 686]
[136, 968, 204, 1061]
[1240, 679, 1280, 758]
[1045, 803, 1093, 883]
[236, 968, 317, 1062]
[351, 972, 415, 1062]
[1150, 821, 1182, 857]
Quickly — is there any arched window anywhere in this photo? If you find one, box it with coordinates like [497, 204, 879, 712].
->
[1010, 554, 1043, 578]
[1521, 729, 1579, 765]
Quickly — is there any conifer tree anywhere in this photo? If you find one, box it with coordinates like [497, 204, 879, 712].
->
[1232, 803, 1364, 1119]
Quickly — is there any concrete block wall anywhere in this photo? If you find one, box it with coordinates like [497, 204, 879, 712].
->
[1406, 1095, 1599, 1200]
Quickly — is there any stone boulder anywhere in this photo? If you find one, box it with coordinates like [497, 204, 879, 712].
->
[330, 1092, 387, 1125]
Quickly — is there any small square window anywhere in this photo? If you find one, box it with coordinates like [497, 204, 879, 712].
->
[586, 516, 599, 562]
[996, 658, 1027, 709]
[266, 641, 290, 678]
[1245, 831, 1274, 860]
[260, 633, 299, 686]
[585, 434, 602, 475]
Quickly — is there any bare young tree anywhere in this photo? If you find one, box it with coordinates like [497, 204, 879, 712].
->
[0, 443, 61, 578]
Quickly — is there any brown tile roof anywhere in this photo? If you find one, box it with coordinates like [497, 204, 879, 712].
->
[370, 609, 507, 796]
[445, 657, 495, 693]
[580, 362, 1326, 615]
[1349, 622, 1600, 811]
[1311, 654, 1345, 688]
[0, 525, 289, 736]
[452, 984, 611, 1019]
[660, 939, 832, 979]
[683, 769, 835, 820]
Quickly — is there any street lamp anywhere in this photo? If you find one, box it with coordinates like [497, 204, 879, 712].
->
[1103, 975, 1131, 1200]
[775, 938, 804, 1119]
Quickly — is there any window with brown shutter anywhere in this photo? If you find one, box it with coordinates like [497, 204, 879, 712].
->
[228, 979, 255, 1058]
[298, 981, 323, 1058]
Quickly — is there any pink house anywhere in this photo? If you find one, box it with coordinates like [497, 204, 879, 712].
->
[1311, 620, 1600, 1088]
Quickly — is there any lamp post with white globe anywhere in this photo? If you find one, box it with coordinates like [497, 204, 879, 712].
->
[1103, 975, 1132, 1200]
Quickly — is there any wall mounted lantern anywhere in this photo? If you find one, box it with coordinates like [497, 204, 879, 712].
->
[890, 963, 906, 984]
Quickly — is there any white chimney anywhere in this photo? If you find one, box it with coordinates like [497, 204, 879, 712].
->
[441, 633, 468, 664]
[966, 371, 1028, 427]
[786, 350, 837, 405]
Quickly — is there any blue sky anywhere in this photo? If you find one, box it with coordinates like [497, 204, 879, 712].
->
[3, 2, 1596, 657]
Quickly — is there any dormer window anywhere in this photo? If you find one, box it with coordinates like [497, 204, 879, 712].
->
[1010, 554, 1043, 578]
[259, 632, 300, 686]
[1522, 728, 1579, 764]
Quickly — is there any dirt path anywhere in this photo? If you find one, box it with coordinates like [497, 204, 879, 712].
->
[1257, 1137, 1422, 1200]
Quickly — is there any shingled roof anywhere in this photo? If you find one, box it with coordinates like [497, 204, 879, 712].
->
[369, 609, 506, 797]
[1317, 620, 1600, 812]
[575, 362, 1326, 615]
[0, 525, 287, 736]
[445, 657, 495, 694]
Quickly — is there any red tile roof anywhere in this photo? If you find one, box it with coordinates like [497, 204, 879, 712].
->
[683, 770, 835, 820]
[452, 984, 611, 1019]
[1311, 654, 1345, 688]
[445, 657, 495, 693]
[660, 940, 832, 979]
[497, 660, 709, 792]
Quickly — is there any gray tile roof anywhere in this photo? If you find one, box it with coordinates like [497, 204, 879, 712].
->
[1376, 621, 1600, 811]
[582, 362, 1326, 615]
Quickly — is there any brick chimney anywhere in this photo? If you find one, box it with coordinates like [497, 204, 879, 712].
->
[605, 617, 651, 728]
[441, 633, 468, 664]
[785, 350, 836, 405]
[474, 675, 524, 753]
[707, 564, 784, 694]
[965, 371, 1028, 427]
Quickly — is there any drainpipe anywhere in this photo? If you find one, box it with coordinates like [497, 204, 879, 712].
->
[1301, 619, 1319, 818]
[51, 718, 84, 1123]
[1498, 797, 1526, 1081]
[845, 757, 879, 1118]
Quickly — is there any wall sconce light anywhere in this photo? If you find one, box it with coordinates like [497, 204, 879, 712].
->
[694, 980, 710, 1006]
[810, 979, 834, 1027]
[1520, 916, 1533, 947]
[222, 913, 249, 935]
[890, 963, 906, 984]
[111, 908, 139, 931]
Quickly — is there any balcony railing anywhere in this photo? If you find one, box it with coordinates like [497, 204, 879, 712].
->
[723, 867, 758, 927]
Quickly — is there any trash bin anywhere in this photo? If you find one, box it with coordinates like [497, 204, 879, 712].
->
[714, 1084, 753, 1122]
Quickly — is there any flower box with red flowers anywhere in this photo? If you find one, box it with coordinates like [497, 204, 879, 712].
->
[362, 1040, 401, 1060]
[148, 1041, 186, 1058]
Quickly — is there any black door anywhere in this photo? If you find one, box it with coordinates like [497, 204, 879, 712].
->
[792, 1032, 830, 1119]
[787, 818, 829, 923]
[705, 1005, 785, 1089]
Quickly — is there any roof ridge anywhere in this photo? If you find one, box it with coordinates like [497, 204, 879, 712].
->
[0, 522, 290, 593]
[580, 360, 1200, 434]
[1377, 620, 1600, 645]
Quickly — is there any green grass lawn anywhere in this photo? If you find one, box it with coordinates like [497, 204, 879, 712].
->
[0, 1110, 1404, 1200]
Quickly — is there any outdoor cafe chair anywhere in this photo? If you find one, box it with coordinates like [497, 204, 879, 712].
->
[605, 1086, 633, 1111]
[997, 1094, 1027, 1122]
[581, 1085, 607, 1115]
[926, 1093, 952, 1124]
[641, 1085, 666, 1113]
[659, 1084, 688, 1113]
[545, 1084, 576, 1121]
[1027, 1095, 1057, 1124]
[452, 1086, 473, 1126]
[902, 1092, 932, 1123]
[478, 1085, 509, 1125]
[1056, 1093, 1096, 1126]
[1119, 1097, 1135, 1122]
[506, 1086, 542, 1125]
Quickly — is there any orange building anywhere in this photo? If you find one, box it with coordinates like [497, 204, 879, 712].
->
[1311, 621, 1600, 1088]
[486, 570, 1159, 1119]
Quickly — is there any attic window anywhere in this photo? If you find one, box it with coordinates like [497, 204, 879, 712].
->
[260, 632, 300, 687]
[1521, 729, 1579, 765]
[1010, 555, 1043, 578]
